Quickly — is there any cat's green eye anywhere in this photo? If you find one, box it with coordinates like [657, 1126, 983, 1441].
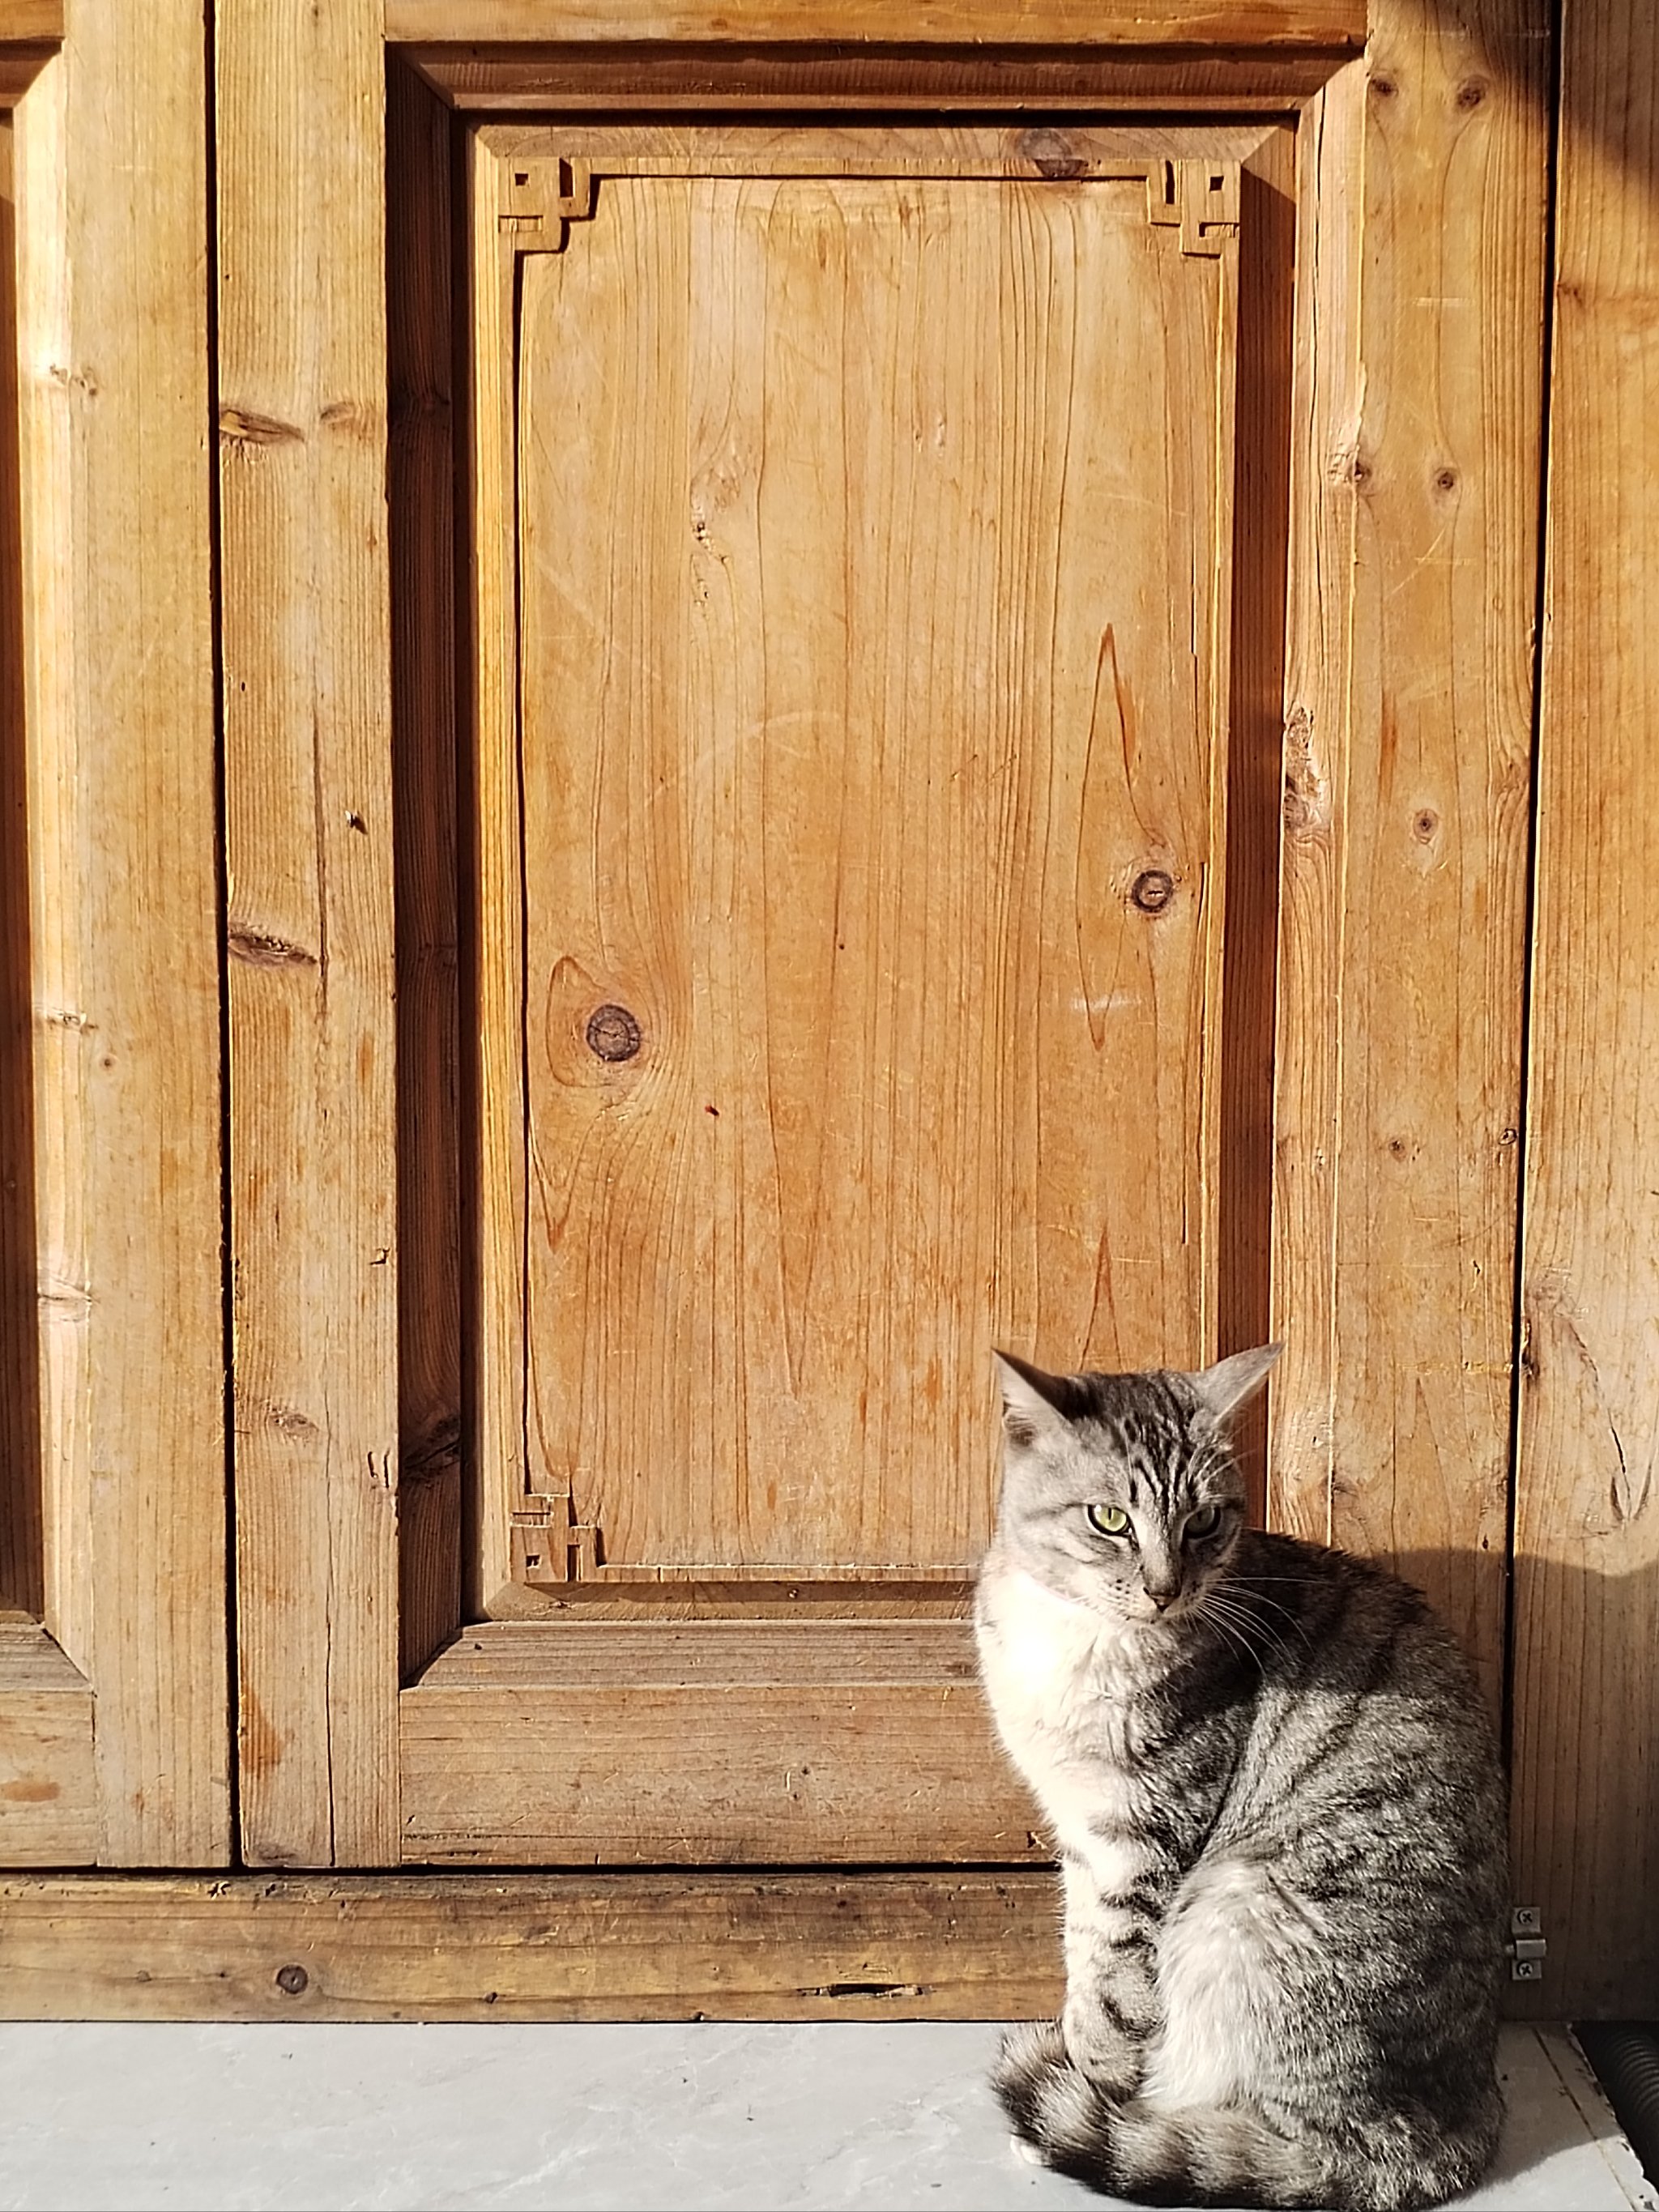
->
[1184, 1504, 1223, 1541]
[1085, 1502, 1131, 1537]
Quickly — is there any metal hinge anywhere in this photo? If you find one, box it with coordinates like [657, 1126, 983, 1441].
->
[1508, 1905, 1547, 1981]
[511, 1490, 602, 1586]
[499, 156, 598, 254]
[1145, 159, 1240, 258]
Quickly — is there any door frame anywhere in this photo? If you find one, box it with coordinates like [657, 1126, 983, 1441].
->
[215, 0, 1561, 2005]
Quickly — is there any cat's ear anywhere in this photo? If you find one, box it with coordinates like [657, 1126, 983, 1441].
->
[993, 1350, 1075, 1451]
[1190, 1342, 1283, 1426]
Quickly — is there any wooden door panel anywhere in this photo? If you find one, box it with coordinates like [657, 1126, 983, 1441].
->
[0, 4, 228, 1872]
[446, 125, 1250, 1866]
[508, 142, 1236, 1590]
[401, 1622, 1035, 1863]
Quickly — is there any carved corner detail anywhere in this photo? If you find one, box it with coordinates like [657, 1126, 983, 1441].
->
[498, 156, 598, 255]
[1146, 160, 1239, 258]
[511, 1490, 602, 1586]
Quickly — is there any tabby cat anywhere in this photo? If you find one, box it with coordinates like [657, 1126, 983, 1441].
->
[973, 1345, 1507, 2211]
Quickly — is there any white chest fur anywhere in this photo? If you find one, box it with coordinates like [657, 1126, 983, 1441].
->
[976, 1556, 1286, 2115]
[973, 1559, 1149, 1855]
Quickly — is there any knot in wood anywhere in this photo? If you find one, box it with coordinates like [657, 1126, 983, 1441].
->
[1019, 128, 1086, 180]
[1130, 869, 1176, 915]
[275, 1963, 309, 1995]
[586, 1004, 642, 1063]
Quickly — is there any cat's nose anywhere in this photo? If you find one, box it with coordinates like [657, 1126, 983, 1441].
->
[1148, 1589, 1177, 1612]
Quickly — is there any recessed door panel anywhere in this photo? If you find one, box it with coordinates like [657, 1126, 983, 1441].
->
[451, 127, 1254, 1865]
[508, 147, 1235, 1591]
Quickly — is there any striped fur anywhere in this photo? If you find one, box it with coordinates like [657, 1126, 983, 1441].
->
[974, 1349, 1506, 2211]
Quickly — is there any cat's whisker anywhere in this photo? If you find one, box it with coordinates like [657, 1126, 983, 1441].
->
[1191, 1591, 1268, 1664]
[1203, 1601, 1282, 1663]
[1211, 1571, 1318, 1637]
[1227, 1586, 1315, 1646]
[1198, 1591, 1299, 1673]
[1203, 1592, 1291, 1645]
[1196, 1602, 1258, 1672]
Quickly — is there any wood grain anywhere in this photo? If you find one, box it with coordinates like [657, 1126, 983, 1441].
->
[10, 58, 88, 1673]
[506, 156, 1237, 1585]
[420, 1620, 987, 1686]
[480, 120, 1276, 175]
[1510, 0, 1659, 2022]
[1266, 62, 1362, 1557]
[405, 1622, 1045, 1863]
[488, 1579, 975, 1622]
[0, 1624, 93, 1865]
[385, 0, 1364, 47]
[1218, 125, 1295, 1521]
[0, 112, 43, 1620]
[11, 4, 230, 1864]
[0, 1871, 1061, 2020]
[405, 45, 1345, 113]
[0, 5, 60, 39]
[1332, 2, 1546, 1696]
[466, 128, 529, 1610]
[219, 0, 400, 1864]
[0, 49, 55, 101]
[1269, 7, 1549, 1715]
[388, 59, 463, 1682]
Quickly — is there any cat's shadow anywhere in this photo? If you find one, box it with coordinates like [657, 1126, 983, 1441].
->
[1393, 1545, 1657, 2021]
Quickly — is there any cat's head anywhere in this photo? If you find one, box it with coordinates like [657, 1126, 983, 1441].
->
[988, 1345, 1282, 1628]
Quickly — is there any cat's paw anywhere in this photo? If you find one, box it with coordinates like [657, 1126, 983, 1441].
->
[1009, 2134, 1048, 2167]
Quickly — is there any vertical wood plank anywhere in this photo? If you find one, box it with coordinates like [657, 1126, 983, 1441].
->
[219, 0, 400, 1862]
[0, 112, 44, 1621]
[14, 2, 229, 1860]
[388, 58, 463, 1680]
[1269, 64, 1363, 1551]
[12, 54, 89, 1678]
[465, 135, 527, 1611]
[1271, 6, 1549, 1714]
[1218, 124, 1294, 1520]
[1511, 0, 1659, 2021]
[1334, 0, 1546, 1702]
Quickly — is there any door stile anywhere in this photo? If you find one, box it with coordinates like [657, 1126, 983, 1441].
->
[467, 128, 534, 1613]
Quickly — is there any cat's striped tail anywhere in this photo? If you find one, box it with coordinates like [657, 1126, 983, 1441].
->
[992, 2023, 1499, 2212]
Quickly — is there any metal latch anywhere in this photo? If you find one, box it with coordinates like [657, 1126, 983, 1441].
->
[1508, 1905, 1546, 1981]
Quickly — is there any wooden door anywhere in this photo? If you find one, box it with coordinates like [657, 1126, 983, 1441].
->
[185, 0, 1651, 2032]
[0, 2, 228, 1869]
[394, 126, 1269, 1865]
[13, 0, 1653, 2039]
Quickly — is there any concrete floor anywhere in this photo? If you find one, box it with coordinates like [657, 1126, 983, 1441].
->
[0, 2020, 1651, 2211]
